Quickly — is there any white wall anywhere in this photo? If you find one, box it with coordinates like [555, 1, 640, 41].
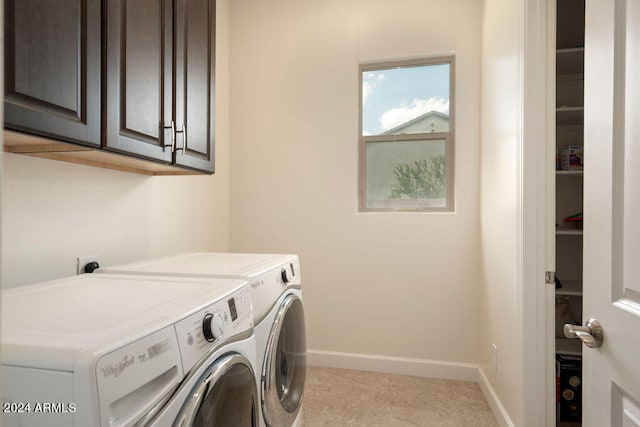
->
[229, 0, 482, 365]
[478, 0, 523, 424]
[0, 1, 533, 422]
[0, 0, 232, 288]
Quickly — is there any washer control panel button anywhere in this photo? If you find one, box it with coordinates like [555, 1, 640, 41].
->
[202, 313, 225, 342]
[174, 283, 252, 373]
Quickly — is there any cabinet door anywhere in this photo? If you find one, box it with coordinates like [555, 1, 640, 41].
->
[174, 0, 216, 173]
[4, 0, 101, 147]
[104, 0, 173, 163]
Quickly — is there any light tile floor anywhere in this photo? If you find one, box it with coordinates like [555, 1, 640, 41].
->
[303, 366, 498, 426]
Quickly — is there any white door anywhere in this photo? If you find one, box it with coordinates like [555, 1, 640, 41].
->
[581, 0, 640, 424]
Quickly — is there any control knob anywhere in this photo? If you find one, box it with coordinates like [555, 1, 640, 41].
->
[281, 268, 292, 283]
[203, 313, 225, 342]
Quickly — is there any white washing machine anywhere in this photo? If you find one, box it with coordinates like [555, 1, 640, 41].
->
[98, 252, 306, 427]
[1, 273, 259, 427]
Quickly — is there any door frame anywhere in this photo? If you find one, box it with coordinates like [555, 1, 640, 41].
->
[520, 0, 556, 425]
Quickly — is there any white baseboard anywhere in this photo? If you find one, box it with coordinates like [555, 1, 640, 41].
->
[307, 349, 478, 382]
[477, 367, 515, 427]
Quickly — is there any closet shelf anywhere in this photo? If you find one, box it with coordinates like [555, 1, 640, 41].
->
[556, 280, 583, 296]
[556, 170, 584, 176]
[556, 229, 583, 236]
[556, 338, 582, 356]
[557, 73, 584, 82]
[556, 107, 584, 126]
[556, 47, 584, 75]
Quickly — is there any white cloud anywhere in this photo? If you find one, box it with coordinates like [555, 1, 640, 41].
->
[379, 97, 449, 130]
[362, 81, 374, 104]
[362, 72, 385, 104]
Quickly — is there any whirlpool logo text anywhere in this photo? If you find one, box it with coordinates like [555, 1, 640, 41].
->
[101, 356, 135, 378]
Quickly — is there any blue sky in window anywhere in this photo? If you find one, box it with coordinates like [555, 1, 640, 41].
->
[362, 63, 450, 135]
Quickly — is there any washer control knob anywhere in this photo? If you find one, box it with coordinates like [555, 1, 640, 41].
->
[203, 313, 225, 342]
[281, 268, 292, 283]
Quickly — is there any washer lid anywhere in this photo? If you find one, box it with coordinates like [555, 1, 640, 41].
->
[98, 252, 297, 279]
[1, 274, 248, 371]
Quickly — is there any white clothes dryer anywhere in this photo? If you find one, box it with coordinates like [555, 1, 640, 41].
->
[1, 273, 258, 427]
[98, 252, 306, 427]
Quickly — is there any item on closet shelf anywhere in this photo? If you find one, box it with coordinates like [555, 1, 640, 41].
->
[555, 296, 575, 338]
[555, 274, 563, 289]
[556, 354, 582, 423]
[561, 145, 584, 170]
[563, 212, 583, 229]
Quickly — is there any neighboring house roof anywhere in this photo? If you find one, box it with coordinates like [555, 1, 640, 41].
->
[381, 110, 450, 135]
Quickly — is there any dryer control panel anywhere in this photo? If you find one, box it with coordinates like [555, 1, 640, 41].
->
[174, 284, 253, 373]
[250, 257, 301, 319]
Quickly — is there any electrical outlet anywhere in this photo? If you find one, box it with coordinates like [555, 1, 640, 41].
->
[77, 255, 101, 275]
[491, 344, 498, 370]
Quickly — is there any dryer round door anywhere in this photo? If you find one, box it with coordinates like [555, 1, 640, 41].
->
[262, 294, 306, 426]
[176, 353, 258, 427]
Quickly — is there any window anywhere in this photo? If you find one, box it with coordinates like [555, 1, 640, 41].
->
[359, 57, 454, 212]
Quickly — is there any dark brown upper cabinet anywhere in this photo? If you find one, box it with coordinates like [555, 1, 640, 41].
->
[4, 0, 216, 175]
[104, 0, 215, 173]
[174, 0, 216, 173]
[104, 0, 174, 164]
[4, 0, 101, 147]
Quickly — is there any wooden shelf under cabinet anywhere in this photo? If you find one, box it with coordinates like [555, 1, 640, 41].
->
[3, 131, 200, 176]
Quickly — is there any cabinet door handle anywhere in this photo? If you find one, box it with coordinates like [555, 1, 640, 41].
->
[162, 121, 175, 152]
[176, 125, 187, 155]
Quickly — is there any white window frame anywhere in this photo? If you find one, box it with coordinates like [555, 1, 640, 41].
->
[358, 56, 455, 212]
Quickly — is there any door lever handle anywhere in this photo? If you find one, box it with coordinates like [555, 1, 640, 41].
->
[564, 318, 604, 348]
